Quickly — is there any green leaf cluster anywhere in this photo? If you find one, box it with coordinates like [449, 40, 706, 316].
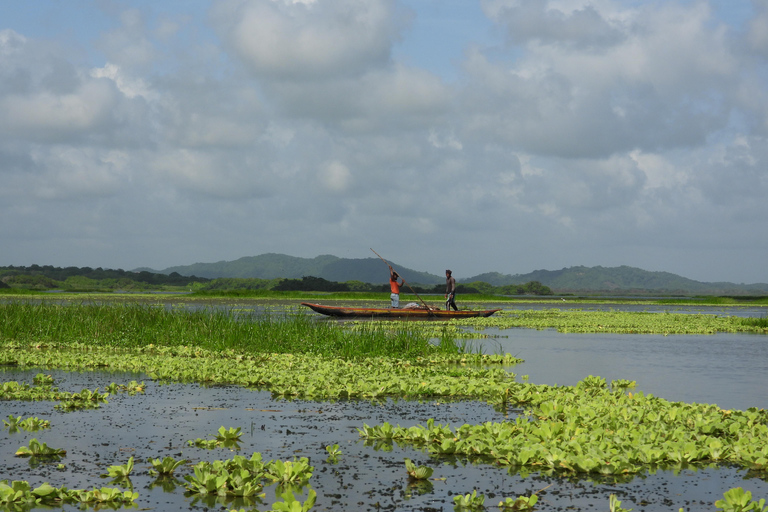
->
[14, 438, 66, 457]
[472, 308, 768, 334]
[2, 415, 50, 433]
[0, 479, 137, 509]
[103, 457, 134, 478]
[453, 489, 485, 510]
[404, 458, 433, 480]
[499, 493, 538, 510]
[148, 456, 187, 476]
[360, 381, 768, 478]
[716, 487, 768, 512]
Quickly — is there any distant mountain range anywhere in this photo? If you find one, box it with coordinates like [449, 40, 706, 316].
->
[137, 253, 768, 295]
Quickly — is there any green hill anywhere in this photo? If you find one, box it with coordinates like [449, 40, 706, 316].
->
[469, 265, 768, 295]
[147, 254, 768, 295]
[156, 254, 444, 285]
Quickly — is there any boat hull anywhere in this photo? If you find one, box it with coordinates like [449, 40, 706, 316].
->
[300, 302, 501, 319]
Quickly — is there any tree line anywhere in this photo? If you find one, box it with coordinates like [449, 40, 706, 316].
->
[0, 265, 553, 295]
[0, 265, 209, 291]
[197, 276, 553, 295]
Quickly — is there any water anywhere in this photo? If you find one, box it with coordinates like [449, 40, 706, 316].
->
[3, 372, 766, 512]
[480, 328, 768, 411]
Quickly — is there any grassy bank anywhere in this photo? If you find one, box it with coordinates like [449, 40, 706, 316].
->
[0, 302, 461, 359]
[456, 309, 768, 334]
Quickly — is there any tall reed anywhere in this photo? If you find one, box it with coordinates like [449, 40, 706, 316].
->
[0, 302, 460, 358]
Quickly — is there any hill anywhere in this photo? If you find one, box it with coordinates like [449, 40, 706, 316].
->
[468, 265, 768, 295]
[146, 254, 768, 295]
[154, 254, 444, 285]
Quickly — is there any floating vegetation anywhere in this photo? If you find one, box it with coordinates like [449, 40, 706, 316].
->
[189, 426, 244, 450]
[102, 457, 134, 479]
[180, 451, 315, 507]
[2, 415, 50, 433]
[359, 381, 768, 479]
[715, 487, 767, 512]
[14, 438, 66, 458]
[453, 489, 485, 510]
[148, 456, 187, 476]
[404, 458, 433, 480]
[0, 480, 138, 509]
[105, 380, 146, 395]
[1, 342, 520, 404]
[0, 379, 109, 411]
[472, 308, 768, 334]
[499, 493, 539, 511]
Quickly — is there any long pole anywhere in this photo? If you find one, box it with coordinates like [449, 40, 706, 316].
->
[370, 248, 433, 312]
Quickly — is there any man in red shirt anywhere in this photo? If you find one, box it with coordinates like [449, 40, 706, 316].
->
[389, 265, 404, 308]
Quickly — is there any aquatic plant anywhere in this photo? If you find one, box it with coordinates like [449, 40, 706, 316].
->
[325, 444, 342, 463]
[106, 380, 146, 395]
[0, 480, 67, 508]
[103, 456, 134, 478]
[55, 387, 110, 411]
[271, 488, 317, 511]
[148, 456, 187, 476]
[459, 308, 768, 335]
[741, 316, 768, 330]
[69, 486, 139, 505]
[184, 464, 228, 495]
[189, 426, 243, 450]
[216, 426, 242, 442]
[2, 415, 51, 433]
[609, 494, 633, 512]
[0, 379, 108, 410]
[14, 438, 66, 457]
[360, 380, 768, 478]
[264, 458, 314, 485]
[183, 454, 271, 499]
[453, 489, 485, 510]
[0, 479, 137, 508]
[32, 373, 53, 385]
[499, 494, 538, 510]
[0, 301, 457, 358]
[715, 487, 767, 512]
[404, 458, 433, 480]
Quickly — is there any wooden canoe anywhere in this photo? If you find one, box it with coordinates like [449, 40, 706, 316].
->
[300, 302, 501, 319]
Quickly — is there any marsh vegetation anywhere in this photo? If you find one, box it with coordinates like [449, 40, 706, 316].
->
[1, 297, 768, 511]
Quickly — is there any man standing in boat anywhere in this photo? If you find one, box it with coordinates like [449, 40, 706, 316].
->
[445, 269, 458, 311]
[389, 265, 404, 308]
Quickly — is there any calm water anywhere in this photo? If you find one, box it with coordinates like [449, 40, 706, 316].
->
[2, 371, 767, 512]
[481, 328, 768, 411]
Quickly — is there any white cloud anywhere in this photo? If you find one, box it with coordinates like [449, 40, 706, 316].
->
[211, 0, 404, 80]
[318, 161, 352, 193]
[90, 62, 155, 100]
[0, 81, 118, 139]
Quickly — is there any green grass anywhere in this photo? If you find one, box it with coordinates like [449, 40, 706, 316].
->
[469, 309, 768, 334]
[742, 316, 768, 328]
[0, 288, 46, 295]
[0, 301, 462, 359]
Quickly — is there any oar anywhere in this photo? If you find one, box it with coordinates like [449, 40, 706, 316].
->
[370, 248, 434, 313]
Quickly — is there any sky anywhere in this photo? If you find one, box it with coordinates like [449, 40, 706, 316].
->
[1, 0, 767, 284]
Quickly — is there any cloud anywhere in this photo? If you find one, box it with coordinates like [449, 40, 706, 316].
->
[0, 0, 766, 283]
[485, 0, 626, 48]
[461, 1, 739, 158]
[318, 161, 352, 193]
[211, 0, 406, 80]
